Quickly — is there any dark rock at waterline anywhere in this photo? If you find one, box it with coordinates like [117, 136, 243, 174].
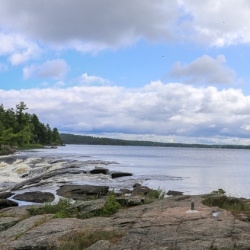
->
[90, 168, 109, 175]
[0, 199, 18, 209]
[133, 183, 141, 188]
[0, 192, 13, 199]
[12, 192, 55, 203]
[111, 172, 133, 179]
[56, 185, 109, 200]
[131, 186, 150, 196]
[167, 190, 183, 196]
[11, 168, 87, 191]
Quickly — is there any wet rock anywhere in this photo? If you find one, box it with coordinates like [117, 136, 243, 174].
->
[119, 188, 132, 195]
[11, 168, 86, 191]
[133, 183, 141, 188]
[90, 168, 109, 175]
[56, 184, 109, 200]
[12, 191, 55, 203]
[131, 186, 150, 196]
[0, 192, 13, 199]
[111, 172, 132, 179]
[0, 199, 18, 210]
[167, 190, 183, 196]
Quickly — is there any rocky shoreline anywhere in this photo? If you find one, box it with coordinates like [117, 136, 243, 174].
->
[2, 154, 250, 249]
[2, 193, 250, 249]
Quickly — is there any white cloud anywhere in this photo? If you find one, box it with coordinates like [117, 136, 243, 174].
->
[0, 32, 41, 65]
[241, 124, 250, 131]
[23, 59, 69, 80]
[0, 0, 250, 55]
[2, 0, 250, 49]
[1, 82, 250, 144]
[178, 0, 250, 46]
[75, 73, 111, 86]
[170, 55, 237, 84]
[0, 0, 179, 51]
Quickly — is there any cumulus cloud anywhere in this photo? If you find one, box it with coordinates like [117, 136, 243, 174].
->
[0, 32, 41, 64]
[1, 82, 250, 143]
[0, 0, 179, 50]
[0, 0, 250, 51]
[23, 59, 69, 80]
[170, 55, 237, 84]
[74, 73, 111, 86]
[178, 0, 250, 46]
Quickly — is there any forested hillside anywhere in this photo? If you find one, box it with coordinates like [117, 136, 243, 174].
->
[60, 133, 250, 149]
[0, 102, 63, 148]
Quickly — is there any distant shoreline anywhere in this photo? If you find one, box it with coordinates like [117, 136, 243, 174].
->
[60, 133, 250, 150]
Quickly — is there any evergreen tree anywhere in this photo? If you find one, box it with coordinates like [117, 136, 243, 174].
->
[0, 102, 62, 147]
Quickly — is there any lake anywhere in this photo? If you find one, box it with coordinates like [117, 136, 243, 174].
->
[19, 144, 250, 198]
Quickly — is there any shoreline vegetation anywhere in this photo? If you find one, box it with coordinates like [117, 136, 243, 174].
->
[60, 133, 250, 150]
[2, 189, 250, 249]
[0, 102, 63, 155]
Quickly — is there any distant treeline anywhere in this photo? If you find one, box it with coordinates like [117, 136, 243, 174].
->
[0, 102, 63, 147]
[60, 133, 250, 149]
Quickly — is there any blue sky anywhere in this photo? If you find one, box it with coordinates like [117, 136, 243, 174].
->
[1, 0, 250, 144]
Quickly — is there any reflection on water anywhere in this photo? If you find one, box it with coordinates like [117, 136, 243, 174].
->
[18, 145, 250, 198]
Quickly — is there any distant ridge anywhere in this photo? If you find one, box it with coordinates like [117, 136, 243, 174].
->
[60, 133, 250, 149]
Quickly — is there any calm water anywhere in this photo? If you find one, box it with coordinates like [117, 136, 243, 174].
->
[21, 144, 250, 198]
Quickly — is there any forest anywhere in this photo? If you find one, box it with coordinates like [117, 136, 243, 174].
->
[60, 133, 250, 149]
[0, 102, 63, 149]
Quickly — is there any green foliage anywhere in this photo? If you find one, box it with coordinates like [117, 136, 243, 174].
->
[0, 102, 63, 149]
[211, 189, 226, 194]
[99, 191, 121, 216]
[29, 199, 73, 218]
[148, 187, 166, 199]
[29, 192, 122, 220]
[203, 195, 249, 212]
[59, 230, 124, 250]
[60, 133, 250, 149]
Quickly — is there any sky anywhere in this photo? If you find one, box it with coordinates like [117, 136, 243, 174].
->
[1, 0, 250, 145]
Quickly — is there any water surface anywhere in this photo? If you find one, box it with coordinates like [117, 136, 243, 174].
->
[19, 144, 250, 198]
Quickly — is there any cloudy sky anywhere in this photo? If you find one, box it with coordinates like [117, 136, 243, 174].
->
[1, 0, 250, 144]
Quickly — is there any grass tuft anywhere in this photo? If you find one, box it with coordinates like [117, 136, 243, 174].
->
[58, 229, 124, 250]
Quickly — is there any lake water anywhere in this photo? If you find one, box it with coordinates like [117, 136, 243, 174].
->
[19, 144, 250, 198]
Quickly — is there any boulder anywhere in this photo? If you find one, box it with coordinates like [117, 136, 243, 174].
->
[131, 186, 150, 196]
[67, 199, 106, 216]
[0, 199, 18, 210]
[133, 183, 141, 188]
[56, 185, 109, 200]
[12, 192, 55, 203]
[90, 168, 109, 175]
[167, 190, 183, 196]
[111, 172, 132, 179]
[116, 196, 145, 206]
[0, 192, 13, 199]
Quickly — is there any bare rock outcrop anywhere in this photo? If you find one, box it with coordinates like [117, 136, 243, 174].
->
[12, 191, 55, 203]
[2, 195, 250, 249]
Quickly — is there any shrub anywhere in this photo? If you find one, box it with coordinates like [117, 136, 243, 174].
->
[148, 187, 166, 199]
